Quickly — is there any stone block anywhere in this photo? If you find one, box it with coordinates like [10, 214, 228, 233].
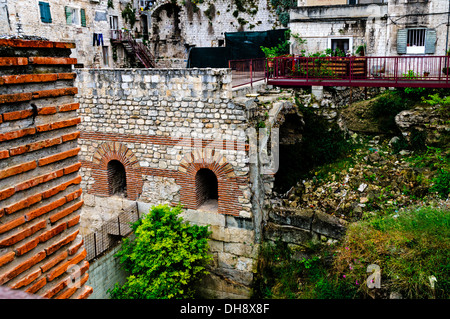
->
[264, 222, 313, 245]
[311, 210, 347, 239]
[268, 208, 313, 230]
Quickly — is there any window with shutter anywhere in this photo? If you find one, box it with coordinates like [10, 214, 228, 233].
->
[425, 29, 436, 54]
[398, 28, 436, 55]
[65, 6, 73, 25]
[65, 6, 81, 26]
[397, 29, 407, 54]
[38, 2, 52, 23]
[81, 9, 86, 27]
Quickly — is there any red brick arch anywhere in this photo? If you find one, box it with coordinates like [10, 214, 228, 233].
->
[89, 142, 143, 200]
[178, 148, 243, 216]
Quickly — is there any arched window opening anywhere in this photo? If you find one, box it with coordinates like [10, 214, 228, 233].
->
[195, 168, 218, 212]
[107, 160, 127, 197]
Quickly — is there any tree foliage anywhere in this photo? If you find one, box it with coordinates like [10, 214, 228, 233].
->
[108, 205, 212, 299]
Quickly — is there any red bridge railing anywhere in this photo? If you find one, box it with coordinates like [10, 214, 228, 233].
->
[264, 55, 450, 88]
[229, 58, 266, 88]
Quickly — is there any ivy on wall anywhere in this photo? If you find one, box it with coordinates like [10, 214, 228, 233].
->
[270, 0, 294, 27]
[180, 0, 262, 30]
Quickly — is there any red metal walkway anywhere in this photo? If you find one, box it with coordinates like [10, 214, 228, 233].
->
[263, 55, 450, 89]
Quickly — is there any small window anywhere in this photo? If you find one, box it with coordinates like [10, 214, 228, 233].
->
[398, 28, 436, 55]
[102, 46, 109, 67]
[407, 29, 426, 54]
[107, 160, 127, 196]
[65, 6, 83, 26]
[39, 2, 52, 23]
[110, 15, 119, 40]
[139, 0, 154, 10]
[331, 39, 350, 56]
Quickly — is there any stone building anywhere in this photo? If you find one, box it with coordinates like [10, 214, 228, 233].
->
[1, 0, 281, 69]
[145, 0, 279, 67]
[0, 0, 128, 67]
[290, 0, 447, 57]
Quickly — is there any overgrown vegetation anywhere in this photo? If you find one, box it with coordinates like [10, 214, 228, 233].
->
[270, 0, 294, 27]
[121, 3, 136, 28]
[108, 205, 211, 299]
[254, 205, 450, 299]
[334, 205, 450, 299]
[262, 86, 449, 299]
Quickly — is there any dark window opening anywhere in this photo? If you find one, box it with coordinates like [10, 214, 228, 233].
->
[331, 39, 349, 56]
[195, 168, 218, 211]
[107, 160, 127, 197]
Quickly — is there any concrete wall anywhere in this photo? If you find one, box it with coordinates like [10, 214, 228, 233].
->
[85, 244, 127, 299]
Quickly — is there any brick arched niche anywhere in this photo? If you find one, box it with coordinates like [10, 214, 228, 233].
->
[178, 148, 243, 216]
[89, 142, 143, 200]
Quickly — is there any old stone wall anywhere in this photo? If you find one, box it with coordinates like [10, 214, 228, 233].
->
[85, 244, 127, 299]
[149, 0, 279, 61]
[75, 67, 259, 298]
[0, 39, 91, 298]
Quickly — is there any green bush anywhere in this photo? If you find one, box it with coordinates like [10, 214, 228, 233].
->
[430, 168, 450, 199]
[371, 91, 407, 132]
[108, 205, 212, 299]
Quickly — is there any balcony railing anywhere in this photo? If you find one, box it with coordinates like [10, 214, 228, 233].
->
[110, 29, 156, 68]
[265, 55, 450, 88]
[229, 58, 266, 88]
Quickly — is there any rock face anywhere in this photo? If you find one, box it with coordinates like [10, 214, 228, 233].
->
[395, 105, 449, 145]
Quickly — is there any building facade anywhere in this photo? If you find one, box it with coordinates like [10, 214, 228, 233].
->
[1, 0, 280, 69]
[290, 0, 447, 57]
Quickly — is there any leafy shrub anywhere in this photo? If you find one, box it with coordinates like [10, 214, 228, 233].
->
[108, 205, 212, 299]
[422, 92, 450, 116]
[430, 168, 450, 199]
[370, 91, 410, 132]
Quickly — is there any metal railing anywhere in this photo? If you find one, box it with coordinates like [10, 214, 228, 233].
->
[110, 30, 156, 68]
[83, 202, 140, 261]
[229, 58, 266, 88]
[265, 55, 450, 87]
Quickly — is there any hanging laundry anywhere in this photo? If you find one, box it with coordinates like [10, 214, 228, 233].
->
[93, 33, 104, 46]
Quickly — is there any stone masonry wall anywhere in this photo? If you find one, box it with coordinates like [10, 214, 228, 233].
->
[0, 39, 92, 299]
[75, 67, 257, 298]
[149, 0, 279, 60]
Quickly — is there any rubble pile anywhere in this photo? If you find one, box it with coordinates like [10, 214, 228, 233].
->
[270, 136, 446, 222]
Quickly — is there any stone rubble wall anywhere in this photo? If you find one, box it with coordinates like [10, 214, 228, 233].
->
[75, 67, 257, 298]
